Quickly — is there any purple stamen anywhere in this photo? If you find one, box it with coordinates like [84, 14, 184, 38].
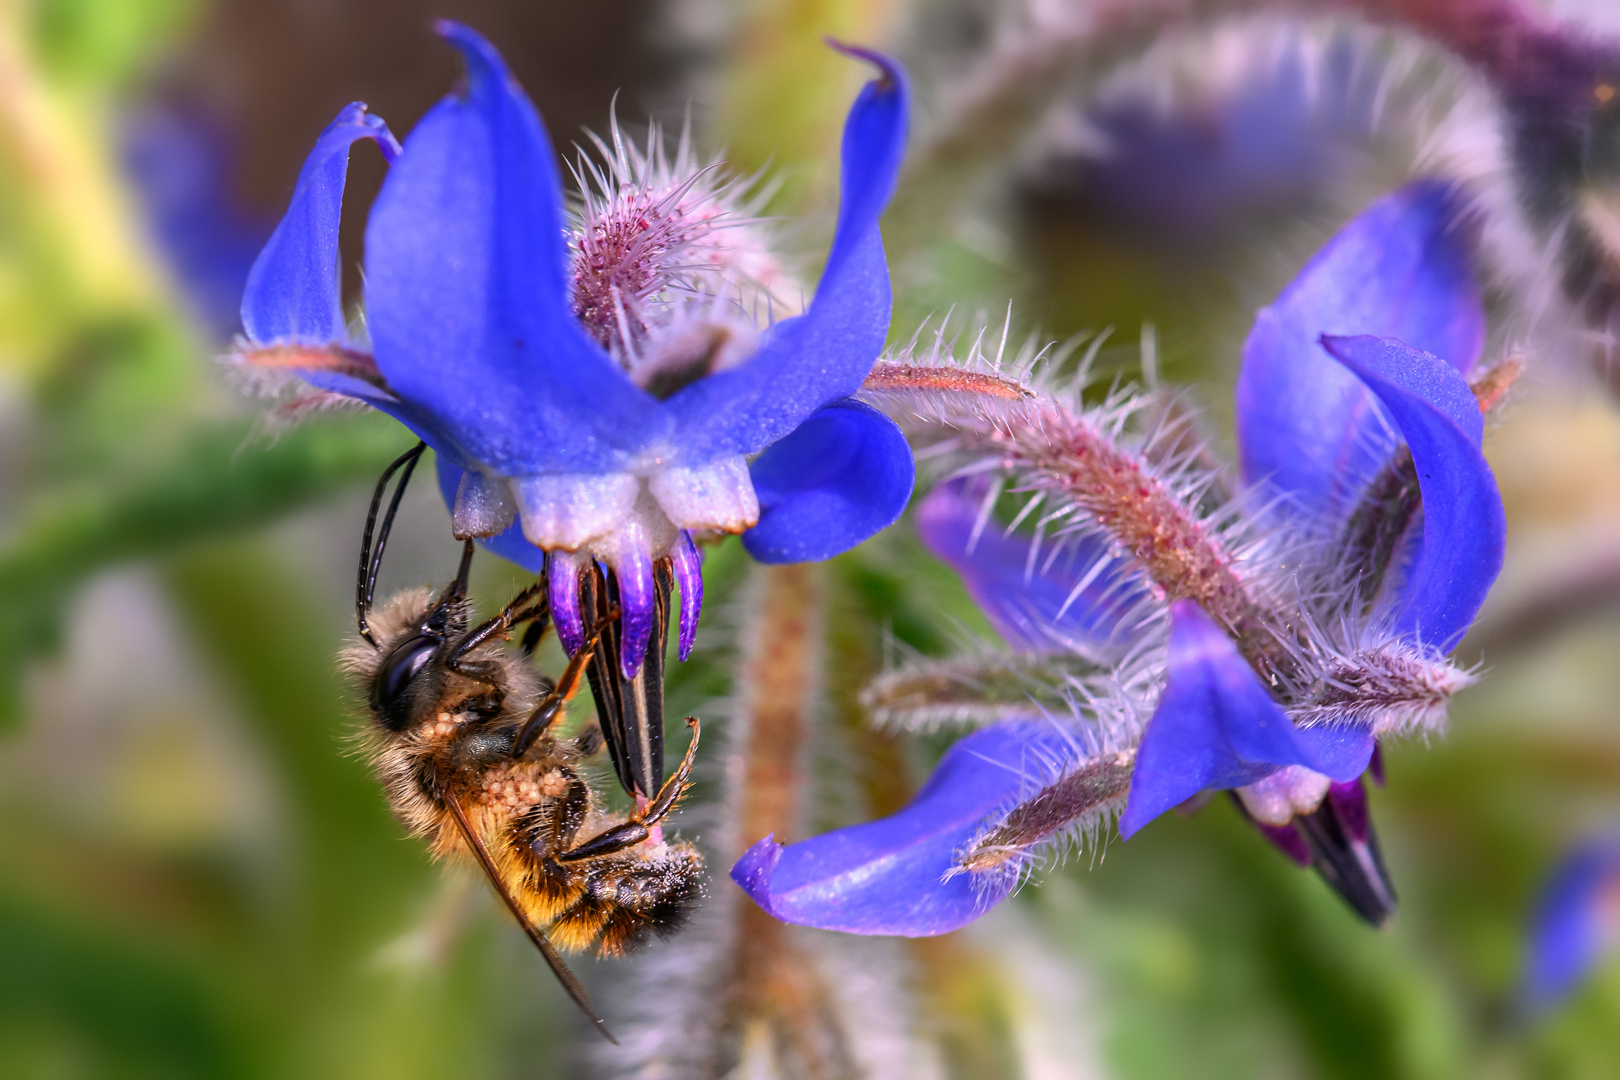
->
[548, 550, 586, 656]
[613, 522, 657, 680]
[1326, 779, 1371, 844]
[1254, 820, 1312, 867]
[672, 530, 703, 661]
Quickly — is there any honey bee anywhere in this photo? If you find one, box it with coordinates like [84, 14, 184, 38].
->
[344, 443, 704, 1041]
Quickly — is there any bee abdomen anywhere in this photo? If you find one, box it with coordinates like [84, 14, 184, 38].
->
[545, 844, 704, 957]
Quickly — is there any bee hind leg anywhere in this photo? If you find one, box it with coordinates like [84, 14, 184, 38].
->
[551, 718, 700, 863]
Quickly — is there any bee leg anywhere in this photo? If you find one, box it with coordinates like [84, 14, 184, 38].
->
[637, 717, 701, 828]
[446, 581, 548, 684]
[511, 607, 621, 758]
[552, 718, 700, 863]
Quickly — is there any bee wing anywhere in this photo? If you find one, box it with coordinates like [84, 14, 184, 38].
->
[441, 793, 618, 1044]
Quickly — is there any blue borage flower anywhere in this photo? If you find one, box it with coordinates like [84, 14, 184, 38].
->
[1522, 833, 1620, 1014]
[232, 22, 915, 678]
[732, 180, 1506, 934]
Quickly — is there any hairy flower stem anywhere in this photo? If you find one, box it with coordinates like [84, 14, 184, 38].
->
[717, 565, 856, 1078]
[868, 364, 1293, 677]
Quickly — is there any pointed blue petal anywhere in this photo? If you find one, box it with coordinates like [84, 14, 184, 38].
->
[1522, 835, 1620, 1012]
[665, 46, 908, 461]
[241, 102, 399, 346]
[1322, 335, 1505, 650]
[741, 398, 914, 564]
[915, 480, 1147, 654]
[1235, 181, 1483, 519]
[731, 721, 1079, 936]
[1119, 601, 1372, 839]
[435, 458, 548, 573]
[364, 22, 666, 475]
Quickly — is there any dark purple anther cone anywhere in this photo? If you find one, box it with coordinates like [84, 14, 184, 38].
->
[1296, 777, 1398, 927]
[672, 531, 703, 662]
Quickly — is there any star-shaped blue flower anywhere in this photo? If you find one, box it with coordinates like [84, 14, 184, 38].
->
[236, 22, 915, 676]
[732, 180, 1506, 935]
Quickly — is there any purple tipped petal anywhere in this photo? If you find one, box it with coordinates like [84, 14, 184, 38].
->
[916, 479, 1147, 656]
[666, 47, 908, 461]
[547, 549, 587, 656]
[730, 721, 1078, 936]
[1322, 335, 1506, 650]
[435, 458, 547, 571]
[671, 531, 703, 661]
[1235, 181, 1484, 518]
[1119, 602, 1373, 839]
[741, 398, 915, 564]
[1522, 835, 1620, 1011]
[242, 102, 399, 346]
[608, 524, 657, 679]
[365, 22, 665, 475]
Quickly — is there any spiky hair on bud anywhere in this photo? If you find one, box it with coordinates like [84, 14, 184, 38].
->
[860, 649, 1105, 732]
[945, 683, 1147, 897]
[941, 650, 1161, 898]
[566, 113, 797, 377]
[220, 344, 382, 433]
[864, 316, 1305, 685]
[1289, 639, 1477, 739]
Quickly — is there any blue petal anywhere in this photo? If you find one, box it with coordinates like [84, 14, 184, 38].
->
[1235, 181, 1483, 519]
[435, 458, 547, 573]
[1118, 601, 1372, 839]
[1322, 335, 1504, 650]
[665, 45, 908, 461]
[731, 720, 1079, 936]
[915, 479, 1147, 655]
[364, 22, 666, 475]
[1522, 835, 1620, 1012]
[241, 102, 399, 346]
[741, 398, 914, 564]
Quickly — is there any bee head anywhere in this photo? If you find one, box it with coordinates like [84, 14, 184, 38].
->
[371, 631, 444, 731]
[344, 585, 469, 735]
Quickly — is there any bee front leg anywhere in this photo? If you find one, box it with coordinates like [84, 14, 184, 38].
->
[512, 606, 619, 758]
[446, 581, 548, 683]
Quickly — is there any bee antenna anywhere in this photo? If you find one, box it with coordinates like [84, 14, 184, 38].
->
[357, 441, 427, 646]
[451, 538, 475, 600]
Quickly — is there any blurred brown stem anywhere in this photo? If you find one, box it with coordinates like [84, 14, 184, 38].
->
[716, 563, 858, 1079]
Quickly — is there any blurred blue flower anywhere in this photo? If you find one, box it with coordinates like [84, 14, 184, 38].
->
[235, 22, 914, 675]
[121, 103, 271, 342]
[1523, 834, 1620, 1014]
[733, 180, 1505, 935]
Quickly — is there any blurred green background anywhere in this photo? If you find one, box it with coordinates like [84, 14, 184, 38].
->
[3, 0, 1620, 1076]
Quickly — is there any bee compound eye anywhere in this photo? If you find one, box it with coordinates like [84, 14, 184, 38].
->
[372, 634, 440, 730]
